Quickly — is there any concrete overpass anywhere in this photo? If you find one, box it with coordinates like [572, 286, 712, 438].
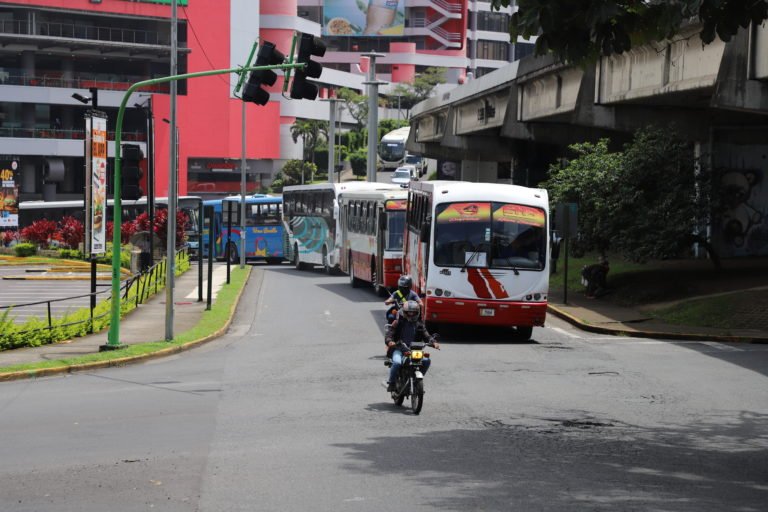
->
[407, 21, 768, 257]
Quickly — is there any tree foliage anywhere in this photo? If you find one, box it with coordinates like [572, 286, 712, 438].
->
[281, 159, 318, 186]
[491, 0, 768, 64]
[337, 88, 369, 131]
[290, 119, 327, 164]
[544, 126, 720, 267]
[389, 67, 446, 111]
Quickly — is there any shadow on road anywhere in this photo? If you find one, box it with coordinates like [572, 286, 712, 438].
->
[334, 410, 768, 511]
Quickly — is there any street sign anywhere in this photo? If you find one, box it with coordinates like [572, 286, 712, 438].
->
[556, 202, 578, 237]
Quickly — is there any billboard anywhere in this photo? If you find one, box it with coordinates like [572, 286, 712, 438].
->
[85, 113, 108, 255]
[0, 160, 19, 228]
[323, 0, 405, 36]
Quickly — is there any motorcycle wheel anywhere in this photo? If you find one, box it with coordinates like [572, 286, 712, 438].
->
[411, 379, 424, 415]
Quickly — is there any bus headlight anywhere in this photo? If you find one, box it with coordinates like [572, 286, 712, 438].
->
[434, 288, 443, 296]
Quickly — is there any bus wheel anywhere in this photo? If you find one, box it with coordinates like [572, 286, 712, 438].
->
[294, 244, 305, 271]
[322, 246, 332, 275]
[512, 326, 533, 342]
[227, 243, 238, 264]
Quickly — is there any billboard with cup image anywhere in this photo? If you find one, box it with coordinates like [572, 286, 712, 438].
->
[323, 0, 405, 36]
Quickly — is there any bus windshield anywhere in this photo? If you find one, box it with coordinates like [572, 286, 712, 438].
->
[378, 141, 405, 162]
[386, 210, 405, 250]
[433, 202, 546, 270]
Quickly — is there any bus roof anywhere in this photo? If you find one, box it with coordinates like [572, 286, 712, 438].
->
[337, 187, 407, 202]
[409, 180, 549, 209]
[283, 182, 397, 195]
[380, 126, 409, 142]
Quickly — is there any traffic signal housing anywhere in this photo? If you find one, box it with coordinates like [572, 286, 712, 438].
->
[290, 33, 326, 100]
[121, 144, 144, 200]
[242, 41, 285, 105]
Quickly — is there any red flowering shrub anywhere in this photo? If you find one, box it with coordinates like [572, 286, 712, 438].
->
[20, 219, 58, 248]
[121, 219, 137, 245]
[146, 209, 188, 247]
[56, 216, 84, 249]
[2, 230, 19, 247]
[106, 221, 114, 241]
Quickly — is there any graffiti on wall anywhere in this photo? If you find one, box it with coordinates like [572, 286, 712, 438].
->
[720, 169, 767, 255]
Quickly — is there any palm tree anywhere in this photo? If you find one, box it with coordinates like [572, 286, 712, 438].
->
[290, 119, 327, 165]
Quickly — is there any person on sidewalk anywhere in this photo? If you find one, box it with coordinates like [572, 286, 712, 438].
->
[582, 257, 609, 298]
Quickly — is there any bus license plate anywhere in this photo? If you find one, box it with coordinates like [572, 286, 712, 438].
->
[480, 308, 495, 317]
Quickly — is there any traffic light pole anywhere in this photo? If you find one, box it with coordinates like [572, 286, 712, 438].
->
[104, 60, 307, 349]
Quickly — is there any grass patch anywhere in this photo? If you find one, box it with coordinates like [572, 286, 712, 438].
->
[0, 266, 251, 376]
[651, 290, 768, 330]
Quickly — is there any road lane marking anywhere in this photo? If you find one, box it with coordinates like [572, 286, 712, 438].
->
[699, 341, 742, 352]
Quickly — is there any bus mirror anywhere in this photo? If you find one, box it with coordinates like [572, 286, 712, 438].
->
[420, 221, 430, 243]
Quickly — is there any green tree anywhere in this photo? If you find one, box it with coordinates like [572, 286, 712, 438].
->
[389, 67, 446, 111]
[544, 139, 621, 256]
[281, 159, 318, 186]
[544, 127, 720, 267]
[290, 119, 327, 164]
[491, 0, 768, 65]
[337, 88, 368, 132]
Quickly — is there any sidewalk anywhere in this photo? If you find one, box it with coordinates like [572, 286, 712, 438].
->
[547, 288, 768, 343]
[0, 262, 232, 370]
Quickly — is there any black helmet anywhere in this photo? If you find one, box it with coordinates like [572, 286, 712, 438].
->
[402, 300, 420, 322]
[397, 275, 413, 295]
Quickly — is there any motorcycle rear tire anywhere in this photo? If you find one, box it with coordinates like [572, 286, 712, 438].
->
[411, 380, 424, 415]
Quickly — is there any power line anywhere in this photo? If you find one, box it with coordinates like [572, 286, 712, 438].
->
[182, 5, 233, 86]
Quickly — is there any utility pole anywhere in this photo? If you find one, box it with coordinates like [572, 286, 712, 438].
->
[362, 52, 386, 183]
[165, 0, 178, 341]
[240, 101, 246, 269]
[322, 97, 339, 184]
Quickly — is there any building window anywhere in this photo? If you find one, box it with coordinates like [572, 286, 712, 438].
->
[476, 40, 509, 61]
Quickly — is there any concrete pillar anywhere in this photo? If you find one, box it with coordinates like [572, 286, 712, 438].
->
[390, 42, 416, 83]
[22, 161, 36, 194]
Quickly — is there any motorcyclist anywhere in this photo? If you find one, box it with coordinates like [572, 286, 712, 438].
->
[383, 300, 440, 392]
[384, 274, 423, 323]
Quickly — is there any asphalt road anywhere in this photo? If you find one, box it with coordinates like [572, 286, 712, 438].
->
[0, 264, 766, 511]
[0, 267, 112, 324]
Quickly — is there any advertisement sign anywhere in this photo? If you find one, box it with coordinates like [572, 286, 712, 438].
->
[437, 202, 491, 223]
[323, 0, 405, 36]
[493, 204, 546, 227]
[85, 114, 108, 255]
[0, 160, 19, 228]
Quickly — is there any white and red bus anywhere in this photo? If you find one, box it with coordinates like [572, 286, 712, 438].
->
[338, 187, 407, 294]
[404, 180, 550, 340]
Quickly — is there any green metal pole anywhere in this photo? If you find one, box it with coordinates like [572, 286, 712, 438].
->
[104, 62, 305, 349]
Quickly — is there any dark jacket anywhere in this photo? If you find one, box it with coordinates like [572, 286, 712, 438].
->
[385, 311, 433, 350]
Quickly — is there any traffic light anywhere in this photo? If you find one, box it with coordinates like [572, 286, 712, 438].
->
[242, 41, 285, 105]
[290, 33, 326, 100]
[121, 143, 144, 200]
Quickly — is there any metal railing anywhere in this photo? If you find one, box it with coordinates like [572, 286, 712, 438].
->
[0, 248, 186, 346]
[0, 19, 172, 46]
[0, 127, 146, 142]
[0, 71, 171, 93]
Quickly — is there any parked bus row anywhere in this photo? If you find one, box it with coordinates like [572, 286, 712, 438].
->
[282, 181, 550, 340]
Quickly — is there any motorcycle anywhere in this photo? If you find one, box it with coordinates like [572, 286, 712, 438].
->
[384, 337, 438, 415]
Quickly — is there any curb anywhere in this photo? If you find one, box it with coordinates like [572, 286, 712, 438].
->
[547, 304, 768, 344]
[0, 266, 255, 382]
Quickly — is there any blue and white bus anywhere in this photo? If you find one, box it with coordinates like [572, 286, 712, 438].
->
[282, 182, 393, 273]
[201, 195, 288, 264]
